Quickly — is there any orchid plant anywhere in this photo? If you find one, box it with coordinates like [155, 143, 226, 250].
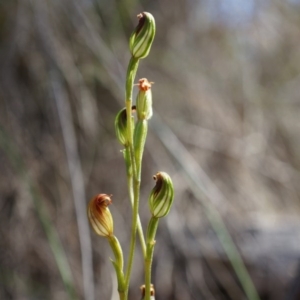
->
[87, 12, 174, 300]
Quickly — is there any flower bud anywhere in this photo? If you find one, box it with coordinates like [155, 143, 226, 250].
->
[129, 12, 156, 59]
[115, 106, 135, 146]
[148, 172, 174, 218]
[87, 194, 114, 237]
[136, 78, 153, 120]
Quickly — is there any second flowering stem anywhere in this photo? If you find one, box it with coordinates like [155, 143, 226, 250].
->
[108, 235, 125, 296]
[124, 147, 146, 257]
[144, 217, 159, 300]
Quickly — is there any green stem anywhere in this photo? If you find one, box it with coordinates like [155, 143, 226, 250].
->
[125, 148, 146, 257]
[124, 56, 142, 297]
[144, 217, 159, 300]
[124, 172, 142, 293]
[108, 235, 124, 272]
[125, 56, 139, 184]
[132, 119, 148, 258]
[119, 291, 126, 300]
[125, 57, 140, 165]
[108, 235, 125, 294]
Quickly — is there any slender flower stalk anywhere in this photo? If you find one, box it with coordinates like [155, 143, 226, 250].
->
[124, 58, 142, 296]
[144, 217, 159, 300]
[108, 235, 125, 296]
[125, 57, 139, 179]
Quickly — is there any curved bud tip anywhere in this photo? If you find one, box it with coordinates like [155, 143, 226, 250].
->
[87, 194, 114, 237]
[149, 172, 174, 218]
[129, 12, 156, 59]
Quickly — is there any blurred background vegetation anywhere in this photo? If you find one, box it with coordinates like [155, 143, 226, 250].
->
[1, 0, 300, 299]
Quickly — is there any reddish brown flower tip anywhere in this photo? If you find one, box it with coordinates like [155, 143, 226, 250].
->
[87, 194, 114, 237]
[138, 78, 153, 91]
